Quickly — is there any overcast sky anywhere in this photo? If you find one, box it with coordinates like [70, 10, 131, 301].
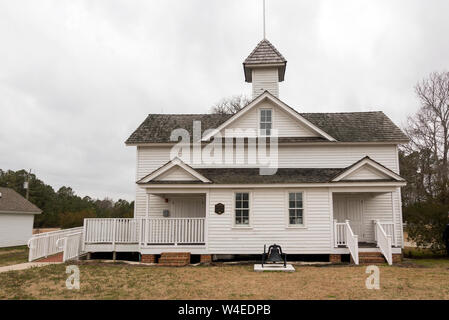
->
[1, 0, 448, 201]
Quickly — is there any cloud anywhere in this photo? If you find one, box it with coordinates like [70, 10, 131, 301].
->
[0, 0, 448, 200]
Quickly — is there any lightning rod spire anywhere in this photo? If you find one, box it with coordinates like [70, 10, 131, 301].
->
[263, 0, 266, 39]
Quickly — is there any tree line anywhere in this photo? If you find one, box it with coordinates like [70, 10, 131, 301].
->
[400, 71, 449, 252]
[0, 169, 133, 229]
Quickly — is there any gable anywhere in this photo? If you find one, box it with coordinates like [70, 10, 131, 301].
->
[154, 166, 199, 182]
[342, 165, 391, 181]
[332, 156, 405, 182]
[137, 158, 211, 184]
[222, 99, 319, 138]
[206, 92, 334, 140]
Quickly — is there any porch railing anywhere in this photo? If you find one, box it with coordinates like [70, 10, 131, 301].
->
[345, 220, 359, 265]
[140, 218, 205, 246]
[333, 220, 358, 264]
[27, 227, 84, 262]
[377, 222, 396, 247]
[374, 220, 393, 265]
[334, 220, 347, 246]
[84, 218, 206, 247]
[84, 218, 140, 244]
[56, 232, 84, 262]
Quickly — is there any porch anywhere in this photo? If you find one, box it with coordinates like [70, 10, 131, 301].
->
[83, 192, 207, 252]
[332, 191, 401, 265]
[83, 217, 206, 250]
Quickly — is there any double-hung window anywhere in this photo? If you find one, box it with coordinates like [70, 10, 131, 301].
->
[288, 192, 304, 226]
[235, 192, 250, 226]
[260, 109, 272, 136]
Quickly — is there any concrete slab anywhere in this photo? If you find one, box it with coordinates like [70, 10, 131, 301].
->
[254, 264, 295, 272]
[0, 262, 62, 273]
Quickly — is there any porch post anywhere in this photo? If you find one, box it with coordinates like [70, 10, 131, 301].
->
[205, 191, 209, 249]
[333, 219, 338, 248]
[390, 191, 397, 247]
[146, 193, 149, 218]
[145, 193, 149, 245]
[329, 190, 335, 249]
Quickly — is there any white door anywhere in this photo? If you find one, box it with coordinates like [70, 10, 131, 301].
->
[346, 198, 364, 240]
[171, 197, 205, 218]
[334, 197, 365, 241]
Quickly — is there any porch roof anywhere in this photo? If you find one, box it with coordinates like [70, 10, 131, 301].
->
[140, 167, 398, 185]
[137, 156, 405, 186]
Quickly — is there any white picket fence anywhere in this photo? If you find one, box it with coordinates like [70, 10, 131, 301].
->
[27, 227, 84, 262]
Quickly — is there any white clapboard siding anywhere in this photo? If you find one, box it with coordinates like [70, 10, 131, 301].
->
[252, 68, 279, 98]
[137, 194, 206, 219]
[207, 188, 332, 254]
[223, 100, 318, 138]
[136, 145, 399, 172]
[0, 213, 35, 248]
[134, 144, 400, 218]
[135, 146, 171, 218]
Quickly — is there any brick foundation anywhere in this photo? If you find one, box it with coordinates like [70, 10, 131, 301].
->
[200, 254, 212, 264]
[158, 252, 191, 266]
[36, 252, 63, 263]
[329, 254, 341, 263]
[392, 254, 402, 263]
[141, 254, 156, 263]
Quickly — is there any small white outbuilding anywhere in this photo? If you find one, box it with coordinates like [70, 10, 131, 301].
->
[0, 187, 42, 248]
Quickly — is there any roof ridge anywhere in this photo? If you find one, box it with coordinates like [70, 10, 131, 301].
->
[300, 111, 384, 115]
[148, 113, 211, 116]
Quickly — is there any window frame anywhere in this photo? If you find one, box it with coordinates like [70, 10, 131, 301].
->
[259, 108, 273, 137]
[233, 191, 252, 228]
[285, 190, 306, 228]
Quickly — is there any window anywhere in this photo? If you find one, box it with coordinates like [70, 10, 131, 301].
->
[288, 192, 304, 225]
[260, 109, 272, 136]
[235, 192, 250, 225]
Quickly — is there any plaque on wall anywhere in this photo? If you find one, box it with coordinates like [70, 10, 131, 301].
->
[214, 203, 225, 215]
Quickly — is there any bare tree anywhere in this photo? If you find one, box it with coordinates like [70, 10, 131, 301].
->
[211, 95, 251, 115]
[404, 71, 449, 204]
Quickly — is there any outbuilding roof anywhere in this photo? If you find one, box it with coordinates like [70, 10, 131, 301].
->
[0, 187, 42, 214]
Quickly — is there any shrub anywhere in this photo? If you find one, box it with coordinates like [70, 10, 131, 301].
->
[403, 201, 449, 252]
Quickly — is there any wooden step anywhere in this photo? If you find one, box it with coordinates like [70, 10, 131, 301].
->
[358, 252, 386, 264]
[359, 252, 383, 256]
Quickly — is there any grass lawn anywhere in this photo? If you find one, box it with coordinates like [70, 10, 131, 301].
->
[0, 246, 29, 267]
[1, 257, 449, 300]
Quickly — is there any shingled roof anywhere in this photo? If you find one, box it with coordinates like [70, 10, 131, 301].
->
[244, 39, 287, 65]
[126, 114, 233, 144]
[125, 111, 408, 145]
[0, 187, 42, 214]
[243, 39, 287, 82]
[141, 167, 398, 185]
